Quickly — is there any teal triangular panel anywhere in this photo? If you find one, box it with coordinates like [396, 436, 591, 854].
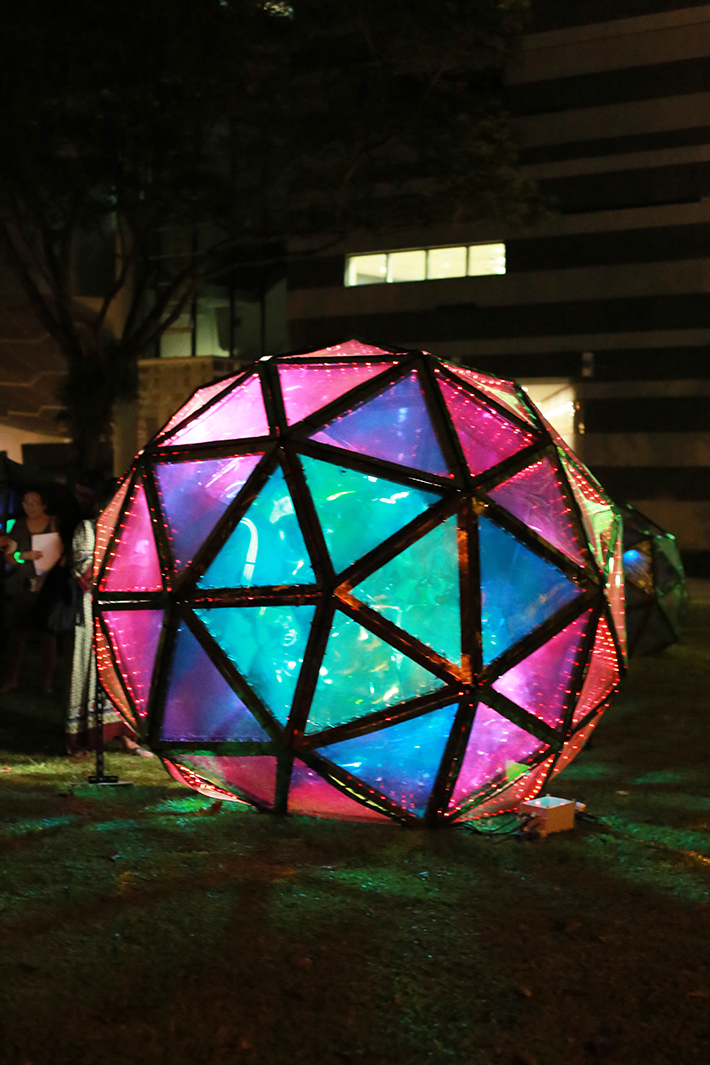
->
[318, 703, 459, 816]
[310, 370, 450, 476]
[478, 515, 581, 665]
[194, 604, 316, 726]
[300, 454, 442, 573]
[198, 465, 314, 588]
[306, 610, 446, 734]
[352, 515, 461, 664]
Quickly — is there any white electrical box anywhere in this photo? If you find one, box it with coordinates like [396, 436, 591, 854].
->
[520, 795, 576, 835]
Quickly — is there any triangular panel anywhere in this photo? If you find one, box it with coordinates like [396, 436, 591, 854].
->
[455, 754, 555, 819]
[182, 754, 277, 807]
[352, 515, 461, 664]
[492, 610, 591, 729]
[311, 370, 451, 477]
[478, 516, 581, 665]
[94, 477, 130, 581]
[160, 376, 239, 437]
[443, 363, 537, 427]
[198, 465, 314, 588]
[155, 453, 263, 572]
[306, 611, 446, 733]
[606, 533, 627, 661]
[164, 374, 269, 445]
[318, 704, 459, 816]
[449, 703, 548, 807]
[101, 482, 162, 592]
[558, 449, 617, 568]
[288, 760, 390, 821]
[295, 340, 397, 359]
[94, 618, 135, 726]
[279, 361, 395, 425]
[102, 607, 164, 717]
[437, 374, 536, 476]
[572, 616, 620, 725]
[300, 455, 442, 574]
[488, 456, 588, 566]
[194, 604, 316, 726]
[161, 621, 270, 741]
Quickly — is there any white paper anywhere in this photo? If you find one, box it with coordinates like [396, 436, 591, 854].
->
[31, 532, 62, 575]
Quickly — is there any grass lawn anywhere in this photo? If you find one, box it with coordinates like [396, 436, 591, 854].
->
[1, 584, 709, 1065]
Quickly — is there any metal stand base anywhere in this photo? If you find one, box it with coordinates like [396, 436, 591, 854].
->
[86, 684, 132, 788]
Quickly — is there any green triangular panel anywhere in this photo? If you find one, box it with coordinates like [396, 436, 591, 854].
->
[194, 604, 316, 726]
[306, 610, 446, 734]
[300, 454, 442, 574]
[352, 515, 461, 664]
[198, 465, 314, 588]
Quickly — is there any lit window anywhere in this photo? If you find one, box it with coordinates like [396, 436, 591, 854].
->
[345, 243, 506, 286]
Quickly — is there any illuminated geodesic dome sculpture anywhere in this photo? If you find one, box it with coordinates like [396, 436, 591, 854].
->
[94, 341, 626, 824]
[620, 502, 688, 656]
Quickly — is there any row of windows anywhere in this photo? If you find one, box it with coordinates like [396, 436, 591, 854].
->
[345, 243, 506, 286]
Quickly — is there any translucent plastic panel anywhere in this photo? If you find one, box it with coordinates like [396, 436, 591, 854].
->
[198, 465, 314, 589]
[443, 364, 537, 427]
[160, 376, 238, 437]
[311, 370, 451, 477]
[164, 374, 269, 445]
[94, 618, 135, 725]
[318, 704, 459, 816]
[572, 616, 619, 725]
[300, 455, 442, 574]
[455, 755, 555, 820]
[558, 450, 617, 568]
[182, 754, 277, 807]
[101, 482, 162, 592]
[161, 622, 270, 742]
[606, 532, 627, 661]
[492, 610, 591, 729]
[154, 453, 263, 572]
[352, 515, 461, 664]
[478, 516, 581, 665]
[294, 340, 396, 360]
[623, 543, 653, 593]
[550, 717, 600, 779]
[278, 361, 395, 425]
[94, 477, 130, 581]
[102, 608, 164, 717]
[163, 758, 248, 804]
[307, 611, 446, 734]
[654, 534, 685, 594]
[450, 703, 547, 807]
[437, 375, 536, 476]
[288, 760, 390, 821]
[488, 457, 588, 566]
[194, 604, 315, 725]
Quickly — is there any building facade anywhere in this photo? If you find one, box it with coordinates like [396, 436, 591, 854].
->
[287, 0, 710, 575]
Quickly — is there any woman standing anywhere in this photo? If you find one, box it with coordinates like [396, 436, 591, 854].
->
[0, 488, 59, 693]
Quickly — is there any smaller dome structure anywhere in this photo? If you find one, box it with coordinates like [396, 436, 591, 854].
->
[620, 502, 688, 655]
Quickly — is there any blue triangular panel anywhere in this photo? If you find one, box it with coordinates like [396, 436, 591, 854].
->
[318, 703, 459, 816]
[478, 516, 581, 665]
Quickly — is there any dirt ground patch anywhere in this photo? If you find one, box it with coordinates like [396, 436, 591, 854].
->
[1, 585, 709, 1065]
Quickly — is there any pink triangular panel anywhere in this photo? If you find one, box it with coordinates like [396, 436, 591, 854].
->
[184, 755, 277, 807]
[286, 340, 397, 359]
[94, 477, 130, 581]
[101, 482, 162, 592]
[492, 611, 591, 729]
[162, 759, 251, 804]
[450, 704, 547, 807]
[94, 618, 135, 726]
[437, 373, 536, 476]
[488, 457, 588, 566]
[160, 376, 238, 437]
[165, 374, 269, 445]
[572, 617, 620, 725]
[103, 608, 164, 717]
[551, 716, 601, 778]
[289, 760, 390, 821]
[455, 755, 555, 819]
[279, 361, 395, 425]
[444, 364, 537, 426]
